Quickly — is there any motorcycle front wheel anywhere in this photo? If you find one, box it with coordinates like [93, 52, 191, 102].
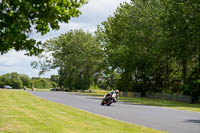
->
[101, 99, 105, 105]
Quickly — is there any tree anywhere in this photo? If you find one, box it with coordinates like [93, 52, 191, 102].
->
[10, 73, 23, 89]
[0, 0, 87, 55]
[0, 73, 11, 87]
[50, 75, 59, 87]
[33, 29, 104, 90]
[30, 78, 53, 89]
[97, 0, 162, 94]
[184, 66, 200, 103]
[19, 74, 30, 87]
[0, 72, 23, 89]
[97, 0, 200, 96]
[159, 0, 200, 84]
[158, 0, 200, 101]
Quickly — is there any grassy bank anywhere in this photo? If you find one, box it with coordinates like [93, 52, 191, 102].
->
[119, 97, 200, 112]
[25, 88, 50, 92]
[0, 89, 163, 133]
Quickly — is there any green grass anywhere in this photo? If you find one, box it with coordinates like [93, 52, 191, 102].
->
[0, 89, 164, 133]
[25, 88, 50, 92]
[119, 97, 200, 112]
[33, 88, 50, 92]
[76, 92, 200, 112]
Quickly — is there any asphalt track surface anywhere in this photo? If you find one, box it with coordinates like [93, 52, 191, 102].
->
[29, 91, 200, 133]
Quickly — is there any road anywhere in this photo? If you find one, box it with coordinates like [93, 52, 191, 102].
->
[29, 91, 200, 133]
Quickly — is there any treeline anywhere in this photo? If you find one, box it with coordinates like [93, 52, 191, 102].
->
[0, 72, 58, 89]
[35, 0, 200, 102]
[97, 0, 200, 99]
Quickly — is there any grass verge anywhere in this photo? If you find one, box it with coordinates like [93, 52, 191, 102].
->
[0, 89, 163, 133]
[119, 97, 200, 112]
[25, 88, 50, 92]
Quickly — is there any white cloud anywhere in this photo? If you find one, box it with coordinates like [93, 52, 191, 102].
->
[31, 22, 97, 42]
[71, 0, 130, 25]
[0, 50, 57, 77]
[0, 0, 130, 78]
[31, 0, 130, 42]
[0, 50, 36, 66]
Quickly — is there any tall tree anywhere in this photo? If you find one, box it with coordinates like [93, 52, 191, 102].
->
[160, 0, 200, 84]
[97, 0, 200, 95]
[97, 0, 163, 93]
[33, 29, 104, 90]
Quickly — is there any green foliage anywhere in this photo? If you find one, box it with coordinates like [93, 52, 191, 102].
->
[29, 0, 199, 99]
[33, 30, 104, 90]
[0, 74, 11, 87]
[10, 73, 23, 89]
[0, 0, 87, 55]
[50, 75, 59, 84]
[97, 0, 200, 97]
[184, 67, 200, 103]
[0, 72, 56, 89]
[97, 0, 161, 94]
[19, 74, 30, 86]
[31, 78, 53, 89]
[0, 72, 25, 89]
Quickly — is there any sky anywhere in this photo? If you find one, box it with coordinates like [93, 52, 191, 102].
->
[0, 0, 130, 78]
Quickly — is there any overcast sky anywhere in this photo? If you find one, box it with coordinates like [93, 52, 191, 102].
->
[0, 0, 130, 78]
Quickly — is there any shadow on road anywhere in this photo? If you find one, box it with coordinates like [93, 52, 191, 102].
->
[183, 119, 200, 124]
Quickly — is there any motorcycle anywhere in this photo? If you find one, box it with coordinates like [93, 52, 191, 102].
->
[101, 93, 114, 106]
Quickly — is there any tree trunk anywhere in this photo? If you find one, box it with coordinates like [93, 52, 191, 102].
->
[198, 51, 200, 75]
[135, 68, 138, 83]
[165, 57, 170, 89]
[182, 58, 187, 85]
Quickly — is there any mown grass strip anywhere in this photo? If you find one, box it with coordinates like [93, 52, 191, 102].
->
[119, 97, 200, 112]
[0, 89, 164, 133]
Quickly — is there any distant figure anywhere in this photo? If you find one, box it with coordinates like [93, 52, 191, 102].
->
[23, 86, 26, 90]
[31, 87, 33, 91]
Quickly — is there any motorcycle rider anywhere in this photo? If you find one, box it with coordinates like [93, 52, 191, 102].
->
[108, 89, 119, 103]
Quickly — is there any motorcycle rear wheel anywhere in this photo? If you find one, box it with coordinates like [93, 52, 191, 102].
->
[106, 99, 112, 106]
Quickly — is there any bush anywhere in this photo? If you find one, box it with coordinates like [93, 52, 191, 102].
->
[0, 72, 24, 89]
[31, 78, 53, 89]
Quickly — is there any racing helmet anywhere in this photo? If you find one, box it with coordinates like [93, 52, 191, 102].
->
[115, 89, 119, 93]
